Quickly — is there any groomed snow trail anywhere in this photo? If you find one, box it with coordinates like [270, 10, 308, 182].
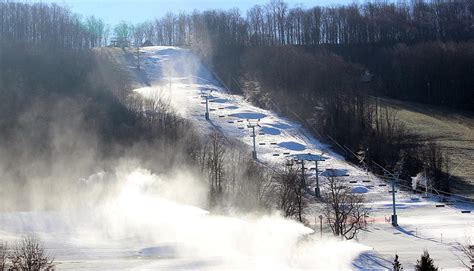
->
[133, 47, 384, 196]
[0, 46, 469, 270]
[129, 46, 473, 270]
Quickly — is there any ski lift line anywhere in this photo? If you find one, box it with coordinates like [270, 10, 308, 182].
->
[191, 76, 241, 109]
[447, 159, 465, 180]
[265, 95, 321, 145]
[282, 101, 349, 157]
[190, 75, 213, 85]
[371, 161, 402, 181]
[342, 144, 367, 166]
[286, 99, 350, 155]
[286, 106, 323, 139]
[259, 91, 406, 186]
[203, 113, 238, 147]
[224, 77, 472, 204]
[232, 77, 242, 90]
[264, 93, 285, 114]
[287, 102, 352, 158]
[413, 191, 472, 211]
[328, 139, 349, 155]
[431, 187, 474, 204]
[394, 181, 474, 205]
[369, 172, 450, 203]
[228, 84, 327, 160]
[384, 171, 474, 203]
[255, 159, 283, 175]
[210, 70, 231, 94]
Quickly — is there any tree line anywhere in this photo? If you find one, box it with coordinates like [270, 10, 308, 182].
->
[121, 0, 473, 110]
[0, 27, 351, 230]
[103, 0, 471, 193]
[0, 1, 310, 219]
[0, 1, 109, 49]
[122, 0, 473, 48]
[0, 1, 469, 252]
[325, 41, 474, 109]
[240, 46, 452, 192]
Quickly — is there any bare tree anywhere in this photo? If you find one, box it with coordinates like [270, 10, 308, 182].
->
[85, 16, 105, 47]
[456, 237, 474, 271]
[240, 159, 274, 210]
[114, 21, 131, 48]
[0, 241, 7, 271]
[0, 2, 97, 49]
[323, 176, 369, 240]
[133, 23, 146, 70]
[9, 235, 54, 271]
[205, 133, 226, 201]
[103, 24, 111, 46]
[275, 164, 307, 222]
[248, 5, 265, 46]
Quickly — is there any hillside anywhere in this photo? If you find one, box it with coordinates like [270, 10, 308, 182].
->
[0, 43, 470, 270]
[106, 46, 473, 270]
[0, 1, 472, 270]
[378, 97, 474, 197]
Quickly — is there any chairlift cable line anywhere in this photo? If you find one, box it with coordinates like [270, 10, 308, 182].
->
[228, 76, 473, 204]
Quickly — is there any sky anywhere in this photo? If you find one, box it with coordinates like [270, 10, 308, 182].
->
[40, 0, 353, 25]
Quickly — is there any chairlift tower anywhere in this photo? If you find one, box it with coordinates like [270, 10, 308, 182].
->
[391, 174, 399, 226]
[385, 171, 399, 227]
[200, 88, 213, 120]
[247, 119, 261, 159]
[374, 161, 400, 227]
[293, 158, 306, 186]
[292, 153, 327, 197]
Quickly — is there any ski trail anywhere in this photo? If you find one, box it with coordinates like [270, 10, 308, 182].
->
[128, 46, 472, 270]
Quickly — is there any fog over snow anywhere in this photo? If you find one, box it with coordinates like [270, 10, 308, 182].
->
[0, 163, 369, 270]
[0, 45, 470, 270]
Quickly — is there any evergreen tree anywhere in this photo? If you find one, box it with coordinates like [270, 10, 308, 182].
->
[415, 250, 438, 271]
[393, 254, 403, 271]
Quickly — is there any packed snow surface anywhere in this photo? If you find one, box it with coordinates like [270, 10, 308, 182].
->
[131, 47, 473, 270]
[0, 46, 470, 270]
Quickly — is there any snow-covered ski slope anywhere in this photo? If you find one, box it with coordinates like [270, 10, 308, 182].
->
[132, 46, 388, 199]
[0, 46, 469, 270]
[128, 46, 473, 269]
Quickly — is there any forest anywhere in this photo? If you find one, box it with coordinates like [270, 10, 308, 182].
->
[0, 1, 302, 218]
[121, 0, 474, 110]
[2, 0, 472, 109]
[103, 0, 471, 192]
[1, 0, 472, 193]
[0, 2, 473, 268]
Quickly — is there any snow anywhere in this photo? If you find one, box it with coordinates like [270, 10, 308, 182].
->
[278, 141, 307, 151]
[127, 46, 473, 270]
[352, 186, 369, 194]
[320, 168, 350, 177]
[0, 166, 371, 270]
[228, 112, 268, 119]
[0, 46, 470, 270]
[261, 126, 281, 135]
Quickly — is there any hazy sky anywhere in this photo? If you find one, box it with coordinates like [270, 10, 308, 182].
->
[41, 0, 353, 25]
